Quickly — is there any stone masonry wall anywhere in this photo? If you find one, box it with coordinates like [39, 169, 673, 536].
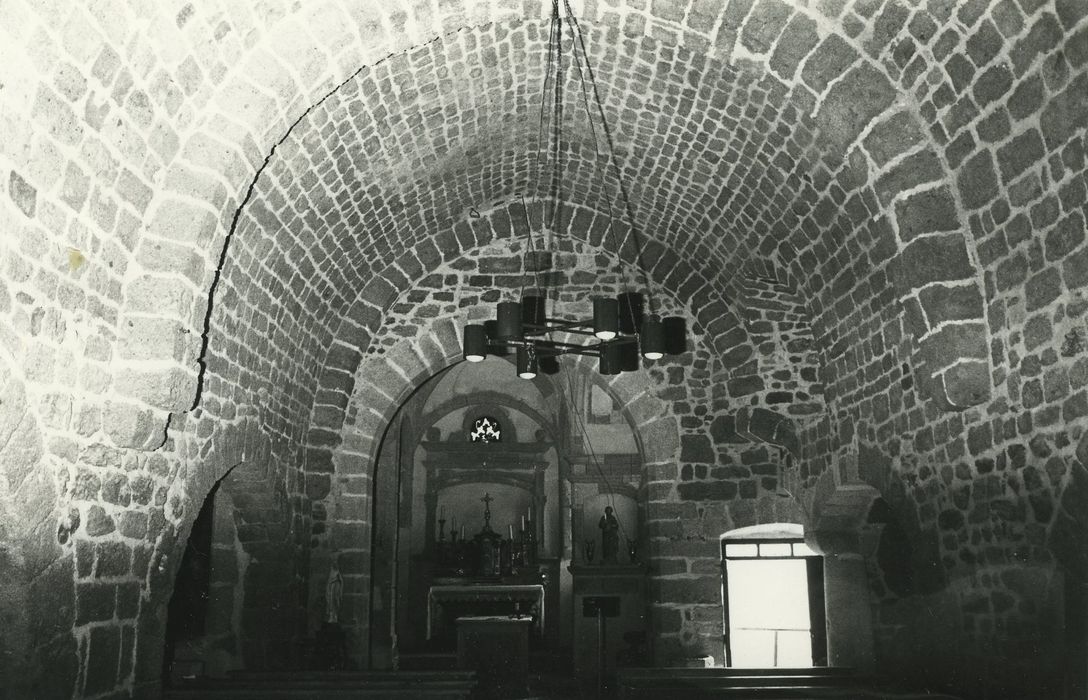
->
[770, 0, 1088, 693]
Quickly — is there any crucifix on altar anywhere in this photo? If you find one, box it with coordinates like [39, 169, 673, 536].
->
[481, 491, 495, 533]
[475, 491, 502, 577]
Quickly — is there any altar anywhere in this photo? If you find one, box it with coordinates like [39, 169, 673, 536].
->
[427, 584, 545, 640]
[456, 616, 532, 699]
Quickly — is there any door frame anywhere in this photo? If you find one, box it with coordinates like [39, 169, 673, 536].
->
[720, 537, 827, 668]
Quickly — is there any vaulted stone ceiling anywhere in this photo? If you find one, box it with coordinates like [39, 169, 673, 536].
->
[200, 0, 1006, 439]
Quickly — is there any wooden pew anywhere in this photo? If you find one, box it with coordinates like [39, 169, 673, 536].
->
[165, 670, 477, 699]
[617, 667, 962, 699]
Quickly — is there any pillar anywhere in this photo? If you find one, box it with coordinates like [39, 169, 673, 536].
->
[824, 553, 875, 672]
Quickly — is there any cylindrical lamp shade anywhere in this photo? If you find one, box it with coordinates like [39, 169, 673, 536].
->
[593, 297, 619, 340]
[599, 342, 622, 375]
[521, 295, 547, 328]
[463, 324, 488, 362]
[618, 340, 639, 372]
[483, 320, 509, 356]
[640, 316, 664, 360]
[663, 316, 688, 355]
[496, 301, 523, 340]
[618, 292, 644, 334]
[516, 346, 538, 379]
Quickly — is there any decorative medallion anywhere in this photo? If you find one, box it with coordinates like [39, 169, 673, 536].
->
[470, 416, 502, 443]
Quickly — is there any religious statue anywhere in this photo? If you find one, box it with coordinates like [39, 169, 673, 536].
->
[599, 506, 620, 563]
[317, 555, 347, 670]
[325, 555, 343, 624]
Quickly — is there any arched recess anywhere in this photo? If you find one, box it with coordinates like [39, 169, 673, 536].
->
[131, 422, 302, 696]
[0, 345, 59, 699]
[701, 2, 994, 414]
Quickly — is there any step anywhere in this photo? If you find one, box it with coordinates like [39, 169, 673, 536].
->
[166, 671, 477, 700]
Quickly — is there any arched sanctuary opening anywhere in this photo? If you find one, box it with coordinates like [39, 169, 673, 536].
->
[303, 229, 694, 674]
[359, 352, 653, 678]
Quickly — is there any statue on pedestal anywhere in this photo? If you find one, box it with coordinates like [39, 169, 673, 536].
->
[599, 506, 619, 563]
[325, 556, 343, 624]
[317, 554, 346, 670]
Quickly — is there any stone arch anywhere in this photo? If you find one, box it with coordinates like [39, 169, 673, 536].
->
[332, 305, 682, 492]
[707, 1, 993, 412]
[304, 225, 711, 488]
[307, 276, 682, 661]
[735, 407, 802, 461]
[703, 407, 803, 468]
[105, 5, 546, 445]
[132, 420, 300, 694]
[835, 441, 948, 600]
[721, 521, 805, 539]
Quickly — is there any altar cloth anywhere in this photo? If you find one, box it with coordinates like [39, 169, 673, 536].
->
[427, 584, 545, 639]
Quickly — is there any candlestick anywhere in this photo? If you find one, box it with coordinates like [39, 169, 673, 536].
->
[460, 525, 465, 540]
[520, 515, 526, 531]
[528, 504, 533, 521]
[440, 504, 446, 519]
[508, 524, 514, 540]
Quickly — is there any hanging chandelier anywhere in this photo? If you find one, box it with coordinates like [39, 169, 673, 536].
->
[460, 0, 686, 379]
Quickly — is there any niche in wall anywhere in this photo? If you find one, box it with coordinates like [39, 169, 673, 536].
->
[438, 482, 531, 541]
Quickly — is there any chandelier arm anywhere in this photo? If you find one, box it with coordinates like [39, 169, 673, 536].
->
[528, 318, 642, 335]
[563, 1, 661, 320]
[490, 339, 602, 356]
[550, 9, 566, 256]
[561, 1, 628, 294]
[519, 195, 543, 298]
[491, 336, 637, 355]
[531, 318, 594, 331]
[522, 2, 561, 301]
[531, 326, 601, 337]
